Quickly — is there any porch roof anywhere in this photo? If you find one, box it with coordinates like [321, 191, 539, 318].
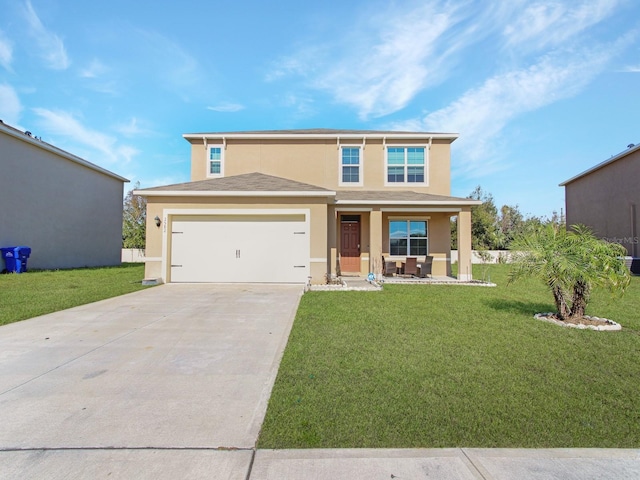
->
[335, 190, 481, 206]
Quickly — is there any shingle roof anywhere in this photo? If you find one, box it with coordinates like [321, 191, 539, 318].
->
[138, 172, 332, 193]
[137, 172, 480, 205]
[183, 128, 458, 142]
[335, 190, 478, 204]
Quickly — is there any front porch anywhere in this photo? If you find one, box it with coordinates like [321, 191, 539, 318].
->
[327, 195, 476, 282]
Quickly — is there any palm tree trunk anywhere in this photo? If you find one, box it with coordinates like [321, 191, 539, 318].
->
[552, 285, 571, 320]
[570, 280, 590, 319]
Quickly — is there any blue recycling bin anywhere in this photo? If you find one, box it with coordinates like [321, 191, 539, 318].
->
[1, 246, 31, 273]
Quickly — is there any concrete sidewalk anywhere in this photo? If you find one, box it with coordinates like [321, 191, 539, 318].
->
[2, 447, 638, 479]
[251, 448, 640, 479]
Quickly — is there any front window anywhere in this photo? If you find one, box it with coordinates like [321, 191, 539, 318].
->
[389, 220, 428, 256]
[386, 147, 426, 184]
[340, 146, 362, 185]
[208, 146, 224, 177]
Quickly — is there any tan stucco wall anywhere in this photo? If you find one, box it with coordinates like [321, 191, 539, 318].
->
[565, 149, 640, 257]
[380, 212, 452, 277]
[144, 196, 328, 283]
[456, 209, 473, 281]
[328, 210, 453, 277]
[0, 131, 125, 270]
[190, 138, 452, 195]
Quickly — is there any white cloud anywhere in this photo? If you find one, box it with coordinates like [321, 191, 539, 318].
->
[416, 46, 619, 176]
[0, 30, 13, 71]
[503, 0, 620, 51]
[79, 59, 108, 79]
[264, 1, 527, 120]
[22, 0, 70, 70]
[269, 1, 469, 119]
[207, 103, 245, 113]
[266, 0, 629, 123]
[32, 108, 138, 166]
[0, 83, 22, 125]
[620, 64, 640, 72]
[114, 117, 154, 137]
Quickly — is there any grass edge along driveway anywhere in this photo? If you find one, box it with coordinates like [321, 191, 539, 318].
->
[0, 263, 151, 326]
[259, 265, 640, 449]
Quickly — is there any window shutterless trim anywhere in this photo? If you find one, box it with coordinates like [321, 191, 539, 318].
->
[384, 145, 429, 187]
[207, 145, 225, 178]
[338, 145, 363, 186]
[388, 219, 429, 256]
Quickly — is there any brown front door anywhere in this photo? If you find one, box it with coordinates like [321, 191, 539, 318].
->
[340, 216, 360, 273]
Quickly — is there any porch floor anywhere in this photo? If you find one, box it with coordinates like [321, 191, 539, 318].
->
[309, 275, 495, 292]
[381, 275, 495, 286]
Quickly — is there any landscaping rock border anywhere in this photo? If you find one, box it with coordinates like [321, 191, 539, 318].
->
[534, 313, 622, 331]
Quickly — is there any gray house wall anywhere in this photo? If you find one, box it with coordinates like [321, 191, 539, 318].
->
[0, 123, 127, 270]
[562, 144, 640, 257]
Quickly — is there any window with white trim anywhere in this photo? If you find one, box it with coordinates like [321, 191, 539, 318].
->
[339, 146, 362, 185]
[389, 220, 428, 256]
[386, 147, 426, 185]
[207, 145, 224, 177]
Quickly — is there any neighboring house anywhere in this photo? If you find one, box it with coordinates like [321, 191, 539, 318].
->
[560, 142, 640, 258]
[0, 120, 128, 270]
[136, 129, 480, 284]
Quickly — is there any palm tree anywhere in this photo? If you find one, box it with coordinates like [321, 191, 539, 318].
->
[508, 224, 630, 321]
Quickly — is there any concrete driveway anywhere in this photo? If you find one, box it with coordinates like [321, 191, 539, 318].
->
[0, 284, 303, 479]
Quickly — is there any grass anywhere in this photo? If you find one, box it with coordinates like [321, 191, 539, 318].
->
[0, 263, 151, 326]
[259, 264, 640, 448]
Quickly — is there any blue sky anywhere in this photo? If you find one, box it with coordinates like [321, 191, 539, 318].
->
[1, 0, 638, 219]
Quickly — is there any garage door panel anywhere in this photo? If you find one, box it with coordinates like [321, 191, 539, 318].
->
[170, 215, 309, 283]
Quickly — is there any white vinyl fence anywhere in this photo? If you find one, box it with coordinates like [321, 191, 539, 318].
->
[121, 248, 146, 263]
[450, 250, 517, 264]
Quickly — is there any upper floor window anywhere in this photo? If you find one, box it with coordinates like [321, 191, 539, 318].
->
[208, 146, 224, 177]
[386, 147, 426, 185]
[340, 146, 362, 185]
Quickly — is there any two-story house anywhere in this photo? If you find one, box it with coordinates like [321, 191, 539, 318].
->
[137, 129, 479, 284]
[0, 120, 127, 270]
[560, 142, 640, 261]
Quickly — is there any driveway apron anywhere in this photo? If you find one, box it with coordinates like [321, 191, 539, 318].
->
[0, 284, 302, 478]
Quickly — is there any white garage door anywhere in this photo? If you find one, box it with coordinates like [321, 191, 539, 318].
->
[169, 214, 309, 283]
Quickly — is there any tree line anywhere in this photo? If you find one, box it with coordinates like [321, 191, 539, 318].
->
[451, 186, 565, 250]
[122, 182, 146, 249]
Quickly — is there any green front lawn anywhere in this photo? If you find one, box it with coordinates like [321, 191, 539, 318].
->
[259, 264, 640, 448]
[0, 263, 150, 326]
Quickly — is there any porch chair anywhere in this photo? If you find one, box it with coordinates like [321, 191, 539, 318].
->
[417, 255, 433, 278]
[382, 256, 398, 276]
[401, 257, 418, 277]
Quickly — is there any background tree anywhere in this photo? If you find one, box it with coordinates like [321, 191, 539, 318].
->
[469, 186, 499, 250]
[498, 204, 524, 248]
[508, 224, 629, 320]
[122, 182, 146, 249]
[451, 186, 566, 251]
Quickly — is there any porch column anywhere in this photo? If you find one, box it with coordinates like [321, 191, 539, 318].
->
[457, 208, 473, 281]
[370, 209, 383, 276]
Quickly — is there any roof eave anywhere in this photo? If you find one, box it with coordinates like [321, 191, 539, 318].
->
[560, 143, 640, 186]
[336, 199, 482, 206]
[183, 132, 459, 142]
[134, 190, 336, 197]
